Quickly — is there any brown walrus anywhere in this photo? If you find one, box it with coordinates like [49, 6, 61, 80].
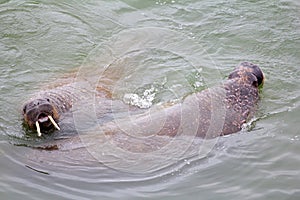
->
[22, 62, 264, 139]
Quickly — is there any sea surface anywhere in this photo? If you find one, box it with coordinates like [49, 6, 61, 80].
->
[0, 0, 299, 199]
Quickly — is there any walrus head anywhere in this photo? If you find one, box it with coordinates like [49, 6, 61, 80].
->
[23, 98, 60, 136]
[228, 62, 264, 87]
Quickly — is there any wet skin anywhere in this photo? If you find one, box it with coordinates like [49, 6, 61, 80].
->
[22, 62, 264, 138]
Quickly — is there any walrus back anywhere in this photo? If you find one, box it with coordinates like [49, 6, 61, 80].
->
[99, 65, 262, 140]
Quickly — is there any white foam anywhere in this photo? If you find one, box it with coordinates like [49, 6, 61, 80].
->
[123, 86, 157, 109]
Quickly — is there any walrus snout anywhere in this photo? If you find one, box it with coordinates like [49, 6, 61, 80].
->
[23, 98, 60, 136]
[229, 62, 264, 87]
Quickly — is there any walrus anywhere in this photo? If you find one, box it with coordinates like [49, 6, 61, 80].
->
[22, 62, 264, 139]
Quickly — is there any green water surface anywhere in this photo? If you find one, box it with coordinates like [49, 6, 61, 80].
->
[0, 0, 299, 200]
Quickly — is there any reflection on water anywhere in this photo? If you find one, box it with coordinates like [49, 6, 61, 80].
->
[0, 0, 299, 199]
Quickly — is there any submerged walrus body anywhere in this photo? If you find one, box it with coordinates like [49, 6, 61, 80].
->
[22, 62, 264, 141]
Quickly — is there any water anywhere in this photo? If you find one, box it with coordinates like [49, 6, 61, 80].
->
[0, 0, 299, 199]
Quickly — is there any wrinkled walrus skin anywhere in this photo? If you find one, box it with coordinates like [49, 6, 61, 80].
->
[22, 62, 264, 139]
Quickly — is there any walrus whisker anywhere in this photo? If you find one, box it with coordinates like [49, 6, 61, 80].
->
[48, 115, 60, 130]
[36, 121, 42, 137]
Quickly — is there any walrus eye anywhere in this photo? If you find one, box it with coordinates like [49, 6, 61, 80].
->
[46, 98, 50, 102]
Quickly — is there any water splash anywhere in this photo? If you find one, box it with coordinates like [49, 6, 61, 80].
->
[123, 85, 157, 109]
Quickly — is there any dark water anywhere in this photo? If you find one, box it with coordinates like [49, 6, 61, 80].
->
[0, 0, 299, 199]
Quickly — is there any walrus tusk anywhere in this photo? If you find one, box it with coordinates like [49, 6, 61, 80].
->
[48, 115, 60, 130]
[36, 121, 42, 137]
